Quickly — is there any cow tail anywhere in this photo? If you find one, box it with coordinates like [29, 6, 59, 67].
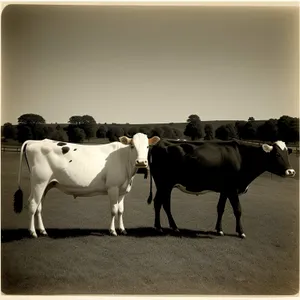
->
[14, 141, 30, 213]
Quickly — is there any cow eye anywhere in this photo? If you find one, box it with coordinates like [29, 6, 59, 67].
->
[276, 153, 280, 157]
[130, 144, 134, 149]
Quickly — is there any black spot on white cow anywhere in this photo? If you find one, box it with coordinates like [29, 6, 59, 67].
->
[61, 146, 70, 155]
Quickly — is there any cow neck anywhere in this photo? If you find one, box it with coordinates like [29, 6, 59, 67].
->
[239, 143, 267, 186]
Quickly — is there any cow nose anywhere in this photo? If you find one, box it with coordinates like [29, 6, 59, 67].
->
[285, 169, 296, 177]
[136, 159, 148, 167]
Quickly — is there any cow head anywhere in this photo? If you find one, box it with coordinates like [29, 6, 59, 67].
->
[262, 141, 296, 177]
[119, 133, 160, 168]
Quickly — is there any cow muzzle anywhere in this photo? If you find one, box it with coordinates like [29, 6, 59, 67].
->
[135, 159, 148, 168]
[285, 169, 296, 177]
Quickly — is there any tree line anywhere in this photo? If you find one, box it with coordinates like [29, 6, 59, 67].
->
[2, 113, 299, 145]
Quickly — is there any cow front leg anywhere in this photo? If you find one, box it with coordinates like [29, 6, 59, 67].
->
[228, 193, 246, 238]
[117, 195, 127, 235]
[215, 193, 227, 236]
[36, 201, 47, 236]
[108, 187, 119, 236]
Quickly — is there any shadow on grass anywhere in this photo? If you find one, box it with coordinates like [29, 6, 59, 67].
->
[1, 227, 241, 242]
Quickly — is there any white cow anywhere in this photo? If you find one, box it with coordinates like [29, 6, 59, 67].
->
[14, 133, 160, 237]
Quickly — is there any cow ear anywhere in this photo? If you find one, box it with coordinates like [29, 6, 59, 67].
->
[262, 144, 273, 153]
[288, 148, 293, 155]
[119, 136, 132, 145]
[148, 136, 160, 146]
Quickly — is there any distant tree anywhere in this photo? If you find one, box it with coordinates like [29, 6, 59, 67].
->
[68, 115, 83, 125]
[72, 127, 86, 143]
[235, 121, 247, 139]
[215, 124, 238, 141]
[150, 126, 164, 138]
[18, 113, 46, 126]
[65, 124, 86, 143]
[204, 124, 214, 140]
[106, 126, 124, 142]
[139, 126, 151, 137]
[68, 115, 96, 140]
[277, 115, 299, 143]
[81, 115, 97, 140]
[122, 125, 130, 137]
[162, 125, 175, 139]
[47, 126, 55, 135]
[241, 121, 257, 140]
[172, 128, 183, 139]
[3, 122, 17, 139]
[290, 118, 300, 143]
[49, 129, 68, 141]
[17, 113, 46, 140]
[256, 119, 278, 142]
[127, 126, 138, 137]
[248, 117, 255, 122]
[96, 125, 108, 138]
[184, 114, 203, 140]
[56, 124, 61, 131]
[17, 125, 33, 143]
[34, 124, 48, 140]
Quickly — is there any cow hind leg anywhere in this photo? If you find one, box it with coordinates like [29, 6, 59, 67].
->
[215, 193, 227, 236]
[162, 194, 179, 232]
[36, 201, 47, 236]
[28, 193, 38, 238]
[117, 195, 127, 235]
[228, 194, 246, 238]
[28, 183, 48, 238]
[108, 187, 119, 236]
[153, 192, 163, 233]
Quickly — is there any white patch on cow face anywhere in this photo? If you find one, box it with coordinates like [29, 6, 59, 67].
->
[132, 133, 150, 168]
[262, 144, 273, 153]
[275, 141, 287, 151]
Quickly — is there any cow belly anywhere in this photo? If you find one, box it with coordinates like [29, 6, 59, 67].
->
[174, 184, 215, 196]
[55, 184, 108, 197]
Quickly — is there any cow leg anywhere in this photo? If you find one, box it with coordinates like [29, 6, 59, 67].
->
[215, 193, 227, 236]
[228, 193, 246, 238]
[153, 190, 164, 233]
[28, 193, 38, 238]
[108, 187, 119, 236]
[35, 201, 47, 236]
[162, 193, 178, 232]
[118, 195, 127, 235]
[28, 183, 47, 238]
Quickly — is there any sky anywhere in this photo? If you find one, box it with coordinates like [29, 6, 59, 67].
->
[1, 4, 299, 125]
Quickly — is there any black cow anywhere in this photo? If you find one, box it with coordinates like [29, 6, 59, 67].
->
[146, 139, 295, 238]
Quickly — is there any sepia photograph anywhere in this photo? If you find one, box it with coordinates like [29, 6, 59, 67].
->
[1, 2, 299, 296]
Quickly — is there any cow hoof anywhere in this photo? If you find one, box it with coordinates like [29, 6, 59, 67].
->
[109, 230, 117, 237]
[29, 231, 38, 238]
[155, 227, 164, 235]
[217, 231, 224, 236]
[172, 228, 181, 235]
[239, 233, 246, 239]
[39, 230, 48, 236]
[119, 229, 127, 236]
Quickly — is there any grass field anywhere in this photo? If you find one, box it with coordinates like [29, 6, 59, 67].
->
[1, 151, 299, 295]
